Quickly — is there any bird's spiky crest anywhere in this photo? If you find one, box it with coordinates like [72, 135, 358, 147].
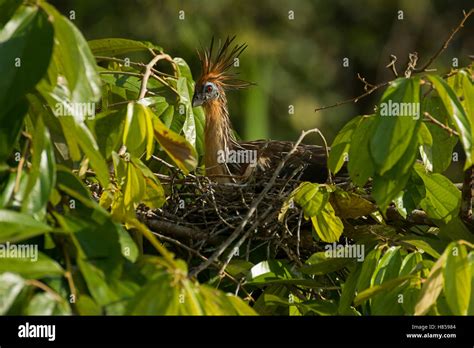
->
[197, 36, 252, 89]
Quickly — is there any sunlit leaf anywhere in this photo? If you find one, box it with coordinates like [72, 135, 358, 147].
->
[310, 203, 344, 243]
[328, 116, 362, 174]
[370, 77, 421, 174]
[0, 210, 52, 243]
[444, 242, 471, 315]
[428, 75, 472, 169]
[414, 163, 460, 224]
[0, 272, 25, 315]
[89, 38, 162, 57]
[153, 112, 197, 174]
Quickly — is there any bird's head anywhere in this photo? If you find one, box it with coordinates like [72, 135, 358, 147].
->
[192, 36, 252, 108]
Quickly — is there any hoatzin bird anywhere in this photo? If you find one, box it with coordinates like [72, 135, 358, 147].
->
[192, 37, 332, 184]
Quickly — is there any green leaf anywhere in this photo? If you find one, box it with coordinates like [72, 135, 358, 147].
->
[354, 275, 415, 307]
[40, 3, 101, 108]
[338, 263, 362, 314]
[356, 248, 381, 292]
[90, 109, 126, 158]
[370, 77, 421, 174]
[0, 99, 28, 164]
[332, 190, 376, 219]
[124, 159, 146, 207]
[414, 163, 461, 224]
[126, 271, 179, 315]
[469, 252, 474, 315]
[438, 217, 474, 243]
[77, 258, 120, 309]
[371, 246, 402, 286]
[372, 125, 420, 211]
[117, 226, 139, 262]
[422, 97, 458, 172]
[444, 242, 471, 315]
[76, 295, 102, 315]
[74, 121, 110, 188]
[348, 116, 376, 186]
[56, 165, 91, 200]
[414, 248, 448, 315]
[310, 203, 344, 243]
[22, 117, 56, 219]
[130, 157, 165, 209]
[124, 102, 155, 159]
[293, 182, 327, 218]
[153, 111, 198, 174]
[328, 116, 362, 174]
[89, 38, 162, 57]
[400, 237, 441, 259]
[0, 252, 64, 279]
[428, 75, 473, 169]
[301, 250, 354, 275]
[0, 210, 52, 243]
[0, 0, 23, 27]
[0, 272, 25, 315]
[246, 260, 296, 284]
[0, 5, 54, 116]
[25, 292, 71, 315]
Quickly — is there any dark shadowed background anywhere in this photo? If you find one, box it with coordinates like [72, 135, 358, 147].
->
[49, 0, 473, 160]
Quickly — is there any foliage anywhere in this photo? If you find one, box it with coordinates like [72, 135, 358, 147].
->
[0, 1, 473, 316]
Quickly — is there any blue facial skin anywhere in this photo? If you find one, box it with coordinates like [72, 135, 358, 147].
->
[192, 82, 219, 107]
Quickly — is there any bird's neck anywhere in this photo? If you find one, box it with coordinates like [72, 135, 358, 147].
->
[203, 93, 236, 180]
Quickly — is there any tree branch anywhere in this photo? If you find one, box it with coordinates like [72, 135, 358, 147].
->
[415, 8, 474, 72]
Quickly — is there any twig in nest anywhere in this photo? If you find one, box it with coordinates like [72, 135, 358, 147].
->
[188, 128, 323, 278]
[218, 205, 274, 276]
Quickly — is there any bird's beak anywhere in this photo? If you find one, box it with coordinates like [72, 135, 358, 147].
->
[192, 94, 204, 107]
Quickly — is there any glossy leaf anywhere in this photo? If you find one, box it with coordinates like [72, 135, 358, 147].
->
[22, 117, 56, 219]
[89, 38, 162, 57]
[370, 77, 421, 174]
[348, 116, 375, 186]
[310, 203, 344, 243]
[328, 116, 362, 174]
[428, 75, 472, 168]
[414, 163, 460, 224]
[0, 210, 52, 243]
[301, 250, 354, 275]
[444, 242, 471, 315]
[422, 97, 458, 172]
[40, 3, 101, 108]
[0, 252, 63, 279]
[293, 182, 327, 218]
[414, 248, 448, 315]
[0, 272, 25, 315]
[153, 112, 198, 174]
[25, 292, 71, 315]
[0, 5, 54, 116]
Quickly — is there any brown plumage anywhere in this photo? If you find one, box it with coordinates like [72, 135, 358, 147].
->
[192, 37, 333, 184]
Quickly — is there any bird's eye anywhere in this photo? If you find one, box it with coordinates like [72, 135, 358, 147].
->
[206, 85, 213, 93]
